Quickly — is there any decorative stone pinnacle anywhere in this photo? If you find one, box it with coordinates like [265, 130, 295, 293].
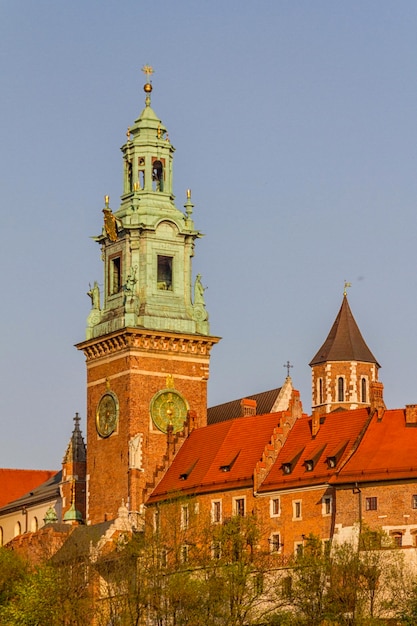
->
[184, 190, 194, 218]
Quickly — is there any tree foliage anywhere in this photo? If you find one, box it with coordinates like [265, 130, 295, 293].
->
[2, 519, 417, 626]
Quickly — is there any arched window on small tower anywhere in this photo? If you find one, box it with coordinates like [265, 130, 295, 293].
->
[125, 158, 133, 192]
[361, 377, 367, 403]
[337, 377, 345, 402]
[152, 160, 164, 191]
[318, 378, 323, 405]
[138, 157, 145, 189]
[14, 521, 21, 537]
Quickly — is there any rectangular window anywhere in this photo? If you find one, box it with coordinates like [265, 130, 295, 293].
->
[181, 544, 189, 563]
[295, 542, 303, 557]
[392, 533, 402, 547]
[157, 255, 173, 290]
[412, 495, 417, 509]
[181, 505, 189, 530]
[293, 500, 302, 520]
[322, 496, 332, 516]
[234, 498, 245, 517]
[153, 510, 160, 532]
[211, 500, 222, 524]
[270, 533, 281, 553]
[270, 497, 280, 517]
[365, 497, 377, 511]
[160, 549, 168, 567]
[110, 256, 121, 295]
[211, 541, 221, 560]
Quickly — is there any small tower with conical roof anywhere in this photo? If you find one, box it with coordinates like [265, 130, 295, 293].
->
[310, 291, 381, 413]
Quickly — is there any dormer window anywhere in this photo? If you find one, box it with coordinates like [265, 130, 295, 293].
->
[282, 463, 292, 475]
[220, 452, 239, 473]
[303, 445, 325, 472]
[327, 456, 336, 468]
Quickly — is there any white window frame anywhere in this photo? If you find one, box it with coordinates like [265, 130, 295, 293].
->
[181, 504, 189, 530]
[322, 495, 332, 516]
[292, 499, 302, 521]
[211, 499, 222, 524]
[270, 532, 282, 553]
[270, 497, 280, 517]
[233, 496, 246, 517]
[294, 541, 303, 556]
[181, 544, 189, 563]
[211, 541, 222, 559]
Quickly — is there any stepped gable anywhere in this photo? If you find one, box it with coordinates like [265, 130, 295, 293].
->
[147, 412, 282, 503]
[0, 469, 58, 508]
[310, 295, 379, 366]
[257, 407, 370, 492]
[207, 388, 282, 424]
[334, 408, 417, 484]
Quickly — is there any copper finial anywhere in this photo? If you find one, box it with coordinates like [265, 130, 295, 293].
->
[142, 65, 154, 96]
[343, 280, 352, 296]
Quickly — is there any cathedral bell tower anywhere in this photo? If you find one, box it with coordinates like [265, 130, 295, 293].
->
[77, 68, 219, 526]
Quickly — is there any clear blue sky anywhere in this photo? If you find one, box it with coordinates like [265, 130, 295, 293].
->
[1, 1, 417, 469]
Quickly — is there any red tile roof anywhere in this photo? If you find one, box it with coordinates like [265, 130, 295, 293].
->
[257, 408, 371, 492]
[148, 412, 283, 503]
[334, 409, 417, 483]
[310, 296, 379, 367]
[0, 469, 58, 508]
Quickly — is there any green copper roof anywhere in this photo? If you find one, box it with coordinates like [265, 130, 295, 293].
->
[63, 502, 83, 523]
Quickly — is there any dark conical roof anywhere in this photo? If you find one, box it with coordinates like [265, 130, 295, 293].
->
[309, 296, 379, 367]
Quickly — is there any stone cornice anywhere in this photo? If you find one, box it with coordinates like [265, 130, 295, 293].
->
[76, 327, 220, 362]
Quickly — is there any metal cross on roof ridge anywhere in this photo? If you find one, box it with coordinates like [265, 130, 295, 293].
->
[283, 360, 293, 377]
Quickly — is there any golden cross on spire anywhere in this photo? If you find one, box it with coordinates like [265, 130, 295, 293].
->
[142, 65, 154, 79]
[343, 280, 352, 296]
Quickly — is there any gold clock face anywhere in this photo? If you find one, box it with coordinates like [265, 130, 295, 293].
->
[96, 392, 119, 438]
[150, 389, 188, 434]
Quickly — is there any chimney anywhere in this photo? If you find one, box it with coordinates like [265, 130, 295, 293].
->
[405, 404, 417, 425]
[186, 410, 197, 434]
[311, 410, 321, 437]
[369, 381, 386, 420]
[241, 398, 257, 417]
